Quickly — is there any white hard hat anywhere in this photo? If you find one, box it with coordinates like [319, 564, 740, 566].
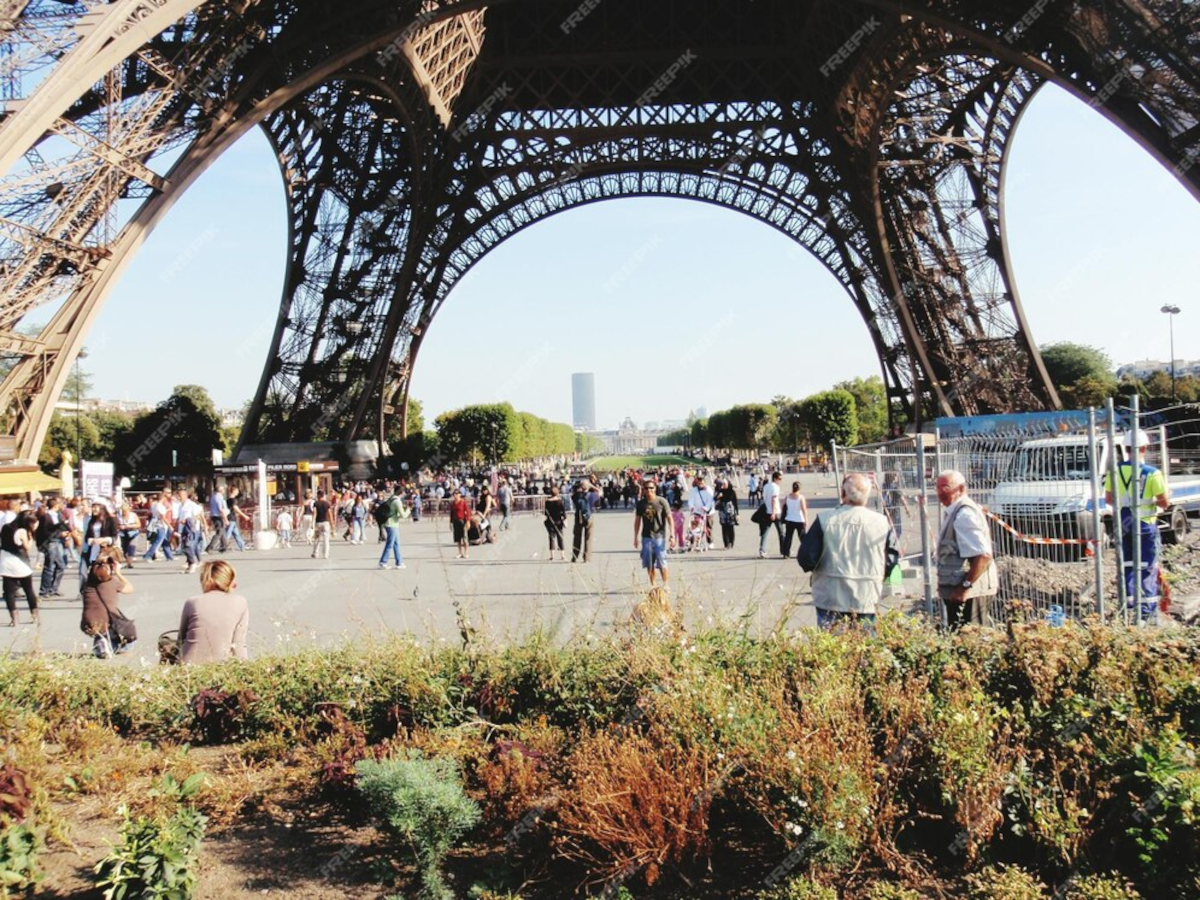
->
[1125, 431, 1151, 449]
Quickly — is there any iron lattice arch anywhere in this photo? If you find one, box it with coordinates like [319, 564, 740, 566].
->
[0, 1, 1195, 460]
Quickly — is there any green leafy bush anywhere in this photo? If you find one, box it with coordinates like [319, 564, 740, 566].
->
[94, 774, 207, 900]
[0, 822, 42, 898]
[864, 884, 928, 900]
[965, 865, 1047, 900]
[357, 755, 481, 900]
[1064, 873, 1143, 899]
[756, 875, 838, 899]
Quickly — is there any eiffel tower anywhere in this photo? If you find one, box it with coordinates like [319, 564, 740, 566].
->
[0, 1, 1195, 462]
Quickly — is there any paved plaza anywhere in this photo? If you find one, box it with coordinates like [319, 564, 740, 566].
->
[4, 473, 923, 662]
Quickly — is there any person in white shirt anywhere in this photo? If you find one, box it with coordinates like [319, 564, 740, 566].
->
[757, 471, 784, 558]
[143, 492, 176, 562]
[688, 476, 716, 549]
[175, 489, 204, 574]
[780, 481, 810, 559]
[275, 508, 293, 548]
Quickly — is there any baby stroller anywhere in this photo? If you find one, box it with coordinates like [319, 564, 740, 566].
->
[687, 512, 709, 552]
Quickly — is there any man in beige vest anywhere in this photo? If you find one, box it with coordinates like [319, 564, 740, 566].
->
[935, 470, 998, 629]
[797, 472, 900, 631]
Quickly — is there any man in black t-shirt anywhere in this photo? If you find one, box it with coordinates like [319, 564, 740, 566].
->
[226, 487, 250, 551]
[311, 490, 334, 559]
[633, 478, 674, 587]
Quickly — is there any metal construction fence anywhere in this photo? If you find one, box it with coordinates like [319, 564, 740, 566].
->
[833, 399, 1197, 628]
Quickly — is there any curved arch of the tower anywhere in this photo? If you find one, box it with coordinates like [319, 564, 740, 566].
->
[0, 0, 1195, 461]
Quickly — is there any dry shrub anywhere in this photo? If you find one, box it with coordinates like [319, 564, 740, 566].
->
[856, 639, 937, 868]
[631, 586, 685, 640]
[0, 761, 32, 821]
[196, 751, 311, 829]
[1005, 626, 1093, 707]
[555, 720, 714, 888]
[472, 722, 565, 839]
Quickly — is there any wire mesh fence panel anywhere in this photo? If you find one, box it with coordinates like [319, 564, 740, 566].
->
[838, 439, 928, 560]
[839, 418, 1121, 627]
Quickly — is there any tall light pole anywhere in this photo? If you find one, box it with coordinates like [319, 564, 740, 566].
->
[1160, 304, 1180, 400]
[74, 348, 88, 467]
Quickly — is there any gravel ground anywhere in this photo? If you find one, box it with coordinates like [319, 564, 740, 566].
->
[994, 526, 1200, 623]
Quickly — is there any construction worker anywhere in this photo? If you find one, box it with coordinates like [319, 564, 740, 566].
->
[1104, 431, 1170, 616]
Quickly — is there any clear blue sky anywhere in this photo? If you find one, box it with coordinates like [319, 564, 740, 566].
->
[49, 84, 1200, 431]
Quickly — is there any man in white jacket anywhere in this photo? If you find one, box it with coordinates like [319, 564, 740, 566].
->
[798, 473, 899, 631]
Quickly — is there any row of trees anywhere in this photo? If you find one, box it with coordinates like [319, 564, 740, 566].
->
[40, 384, 227, 477]
[666, 343, 1194, 458]
[37, 375, 587, 475]
[1041, 342, 1200, 406]
[432, 403, 578, 465]
[45, 340, 1177, 475]
[663, 376, 888, 455]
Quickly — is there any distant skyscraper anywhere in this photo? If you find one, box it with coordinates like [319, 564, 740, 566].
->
[572, 373, 596, 430]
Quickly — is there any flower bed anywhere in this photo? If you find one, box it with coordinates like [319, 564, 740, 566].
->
[1, 617, 1196, 899]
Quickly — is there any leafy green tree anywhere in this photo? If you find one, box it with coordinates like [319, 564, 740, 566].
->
[705, 411, 727, 448]
[433, 404, 577, 463]
[575, 431, 605, 456]
[1175, 376, 1200, 403]
[769, 397, 805, 451]
[1061, 376, 1117, 409]
[690, 417, 709, 450]
[835, 376, 887, 444]
[39, 412, 100, 470]
[116, 389, 223, 476]
[391, 430, 439, 473]
[801, 389, 858, 449]
[1040, 343, 1116, 401]
[727, 404, 777, 450]
[170, 384, 219, 420]
[386, 398, 425, 445]
[705, 404, 776, 450]
[1142, 370, 1177, 400]
[92, 409, 135, 457]
[659, 427, 691, 446]
[434, 403, 521, 463]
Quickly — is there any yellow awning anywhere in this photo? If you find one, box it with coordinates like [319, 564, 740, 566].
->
[0, 469, 64, 495]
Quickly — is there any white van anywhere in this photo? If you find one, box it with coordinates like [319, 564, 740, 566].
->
[990, 432, 1199, 554]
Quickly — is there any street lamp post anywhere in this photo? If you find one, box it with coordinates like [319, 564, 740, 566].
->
[1160, 305, 1181, 400]
[74, 348, 88, 468]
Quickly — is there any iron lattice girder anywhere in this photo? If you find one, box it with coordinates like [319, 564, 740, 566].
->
[855, 0, 1200, 192]
[860, 39, 1057, 416]
[1, 0, 1197, 457]
[248, 82, 422, 444]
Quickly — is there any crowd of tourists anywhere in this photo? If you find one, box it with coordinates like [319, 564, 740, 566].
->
[0, 491, 252, 663]
[7, 433, 1108, 656]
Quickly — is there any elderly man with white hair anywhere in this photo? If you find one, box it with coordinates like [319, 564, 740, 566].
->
[935, 469, 997, 629]
[798, 472, 900, 631]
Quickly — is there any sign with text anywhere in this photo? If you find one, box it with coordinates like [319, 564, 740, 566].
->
[80, 460, 114, 500]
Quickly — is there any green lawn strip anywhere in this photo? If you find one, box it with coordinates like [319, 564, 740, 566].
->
[586, 454, 696, 472]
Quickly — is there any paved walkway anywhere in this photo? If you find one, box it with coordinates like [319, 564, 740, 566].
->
[3, 473, 919, 662]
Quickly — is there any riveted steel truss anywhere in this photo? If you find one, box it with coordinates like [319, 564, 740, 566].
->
[0, 0, 1196, 461]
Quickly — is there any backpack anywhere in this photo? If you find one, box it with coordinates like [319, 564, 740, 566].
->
[372, 501, 391, 526]
[575, 490, 592, 522]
